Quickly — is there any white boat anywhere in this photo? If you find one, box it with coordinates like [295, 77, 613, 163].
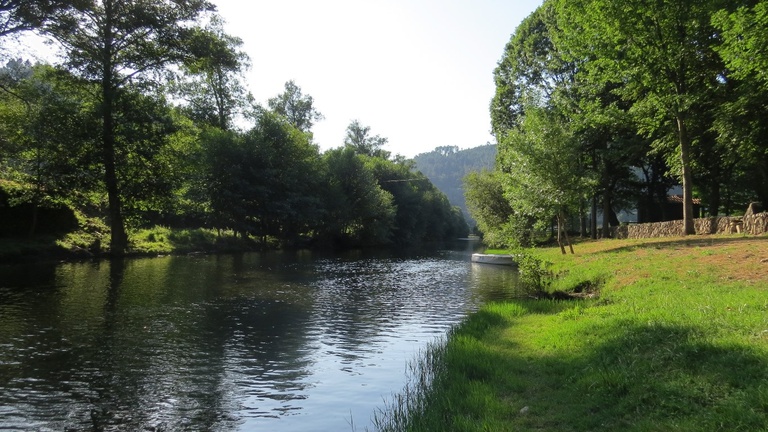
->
[471, 253, 517, 266]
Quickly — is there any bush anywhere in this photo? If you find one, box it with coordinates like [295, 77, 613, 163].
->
[516, 252, 553, 294]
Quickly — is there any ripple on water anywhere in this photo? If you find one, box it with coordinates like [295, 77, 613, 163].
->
[0, 249, 520, 431]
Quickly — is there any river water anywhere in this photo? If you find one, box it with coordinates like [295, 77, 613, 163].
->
[0, 243, 521, 431]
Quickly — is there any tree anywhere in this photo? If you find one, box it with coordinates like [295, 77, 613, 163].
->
[0, 0, 81, 40]
[555, 0, 730, 235]
[498, 102, 591, 253]
[490, 1, 573, 136]
[199, 112, 324, 244]
[321, 147, 395, 246]
[711, 2, 768, 208]
[267, 80, 323, 133]
[0, 61, 100, 235]
[45, 0, 215, 254]
[464, 170, 517, 247]
[243, 111, 324, 243]
[199, 128, 249, 234]
[365, 155, 468, 244]
[112, 90, 194, 227]
[173, 15, 250, 131]
[344, 119, 389, 159]
[714, 2, 768, 88]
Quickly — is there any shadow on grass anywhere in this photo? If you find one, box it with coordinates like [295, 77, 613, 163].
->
[594, 235, 768, 256]
[0, 235, 74, 262]
[388, 304, 768, 432]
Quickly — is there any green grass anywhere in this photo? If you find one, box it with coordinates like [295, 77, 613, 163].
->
[373, 236, 768, 431]
[129, 226, 261, 255]
[0, 224, 263, 260]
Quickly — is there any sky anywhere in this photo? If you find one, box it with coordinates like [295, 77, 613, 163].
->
[212, 0, 543, 157]
[11, 0, 543, 158]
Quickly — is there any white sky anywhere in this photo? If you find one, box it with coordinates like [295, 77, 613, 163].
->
[214, 0, 542, 157]
[9, 0, 543, 158]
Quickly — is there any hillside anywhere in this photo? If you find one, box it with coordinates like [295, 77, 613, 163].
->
[413, 144, 496, 226]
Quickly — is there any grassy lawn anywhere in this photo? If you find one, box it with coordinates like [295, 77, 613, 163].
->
[374, 235, 768, 431]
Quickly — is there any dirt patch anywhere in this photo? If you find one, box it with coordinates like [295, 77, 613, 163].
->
[695, 240, 768, 285]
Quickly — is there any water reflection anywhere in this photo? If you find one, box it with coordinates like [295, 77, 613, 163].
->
[0, 245, 520, 431]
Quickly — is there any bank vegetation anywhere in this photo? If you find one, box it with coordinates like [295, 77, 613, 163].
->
[373, 236, 768, 431]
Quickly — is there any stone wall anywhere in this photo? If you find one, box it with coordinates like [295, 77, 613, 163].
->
[612, 212, 768, 239]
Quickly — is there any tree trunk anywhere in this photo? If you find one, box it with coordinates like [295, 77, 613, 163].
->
[708, 182, 720, 217]
[102, 1, 128, 256]
[676, 115, 695, 235]
[591, 195, 597, 239]
[557, 215, 566, 255]
[602, 192, 611, 238]
[559, 212, 574, 254]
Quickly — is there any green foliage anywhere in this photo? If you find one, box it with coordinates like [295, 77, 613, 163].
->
[490, 1, 572, 137]
[0, 62, 101, 235]
[498, 102, 591, 231]
[464, 169, 519, 247]
[367, 155, 468, 244]
[246, 111, 325, 243]
[709, 2, 768, 208]
[267, 80, 324, 133]
[343, 119, 390, 159]
[198, 111, 325, 244]
[555, 0, 733, 233]
[714, 2, 768, 88]
[43, 0, 216, 254]
[475, 0, 768, 247]
[320, 147, 396, 246]
[0, 0, 81, 39]
[515, 252, 553, 294]
[173, 15, 251, 130]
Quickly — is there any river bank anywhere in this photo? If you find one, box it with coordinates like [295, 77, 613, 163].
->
[374, 235, 768, 431]
[0, 226, 270, 263]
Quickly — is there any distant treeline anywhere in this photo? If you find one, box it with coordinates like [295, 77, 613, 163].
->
[413, 145, 496, 227]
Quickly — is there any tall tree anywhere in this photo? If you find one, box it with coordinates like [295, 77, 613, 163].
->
[44, 0, 215, 254]
[490, 1, 573, 137]
[242, 111, 324, 243]
[711, 2, 768, 207]
[714, 2, 768, 88]
[267, 80, 323, 133]
[556, 0, 729, 235]
[174, 15, 250, 130]
[498, 101, 591, 253]
[0, 61, 100, 235]
[344, 119, 389, 159]
[321, 147, 395, 246]
[0, 0, 80, 40]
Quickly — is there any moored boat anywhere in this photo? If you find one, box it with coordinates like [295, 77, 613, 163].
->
[470, 253, 517, 266]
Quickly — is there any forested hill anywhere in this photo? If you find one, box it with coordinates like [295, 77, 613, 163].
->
[413, 145, 496, 224]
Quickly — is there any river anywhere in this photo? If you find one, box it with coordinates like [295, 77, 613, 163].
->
[0, 242, 521, 431]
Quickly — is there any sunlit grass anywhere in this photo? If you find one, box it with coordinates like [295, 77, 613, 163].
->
[373, 235, 768, 431]
[129, 226, 261, 255]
